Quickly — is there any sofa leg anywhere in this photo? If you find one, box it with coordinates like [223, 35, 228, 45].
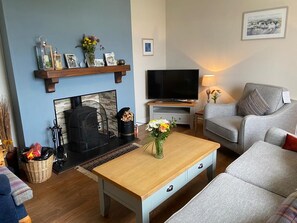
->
[19, 215, 32, 223]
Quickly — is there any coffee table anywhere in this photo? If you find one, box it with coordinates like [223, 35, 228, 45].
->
[93, 132, 220, 223]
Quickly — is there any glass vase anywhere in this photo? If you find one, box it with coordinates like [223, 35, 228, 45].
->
[155, 138, 164, 159]
[85, 52, 95, 67]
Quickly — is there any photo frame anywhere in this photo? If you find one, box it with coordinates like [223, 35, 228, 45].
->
[94, 59, 105, 67]
[104, 52, 117, 66]
[64, 54, 78, 68]
[142, 39, 154, 56]
[242, 7, 288, 40]
[54, 54, 63, 70]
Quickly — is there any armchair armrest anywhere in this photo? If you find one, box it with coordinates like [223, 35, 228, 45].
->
[238, 100, 297, 152]
[204, 103, 237, 120]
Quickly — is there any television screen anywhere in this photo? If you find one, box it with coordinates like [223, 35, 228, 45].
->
[147, 69, 199, 100]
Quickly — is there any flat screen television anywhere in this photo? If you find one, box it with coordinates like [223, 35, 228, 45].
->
[147, 69, 199, 100]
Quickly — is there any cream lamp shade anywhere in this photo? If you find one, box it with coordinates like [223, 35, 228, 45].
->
[202, 75, 216, 87]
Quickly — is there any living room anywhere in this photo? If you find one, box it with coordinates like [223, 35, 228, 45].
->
[0, 0, 297, 222]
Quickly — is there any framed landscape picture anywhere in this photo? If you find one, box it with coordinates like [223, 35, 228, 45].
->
[242, 7, 288, 40]
[142, 38, 154, 56]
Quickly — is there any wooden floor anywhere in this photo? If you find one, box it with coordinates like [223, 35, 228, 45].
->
[25, 123, 238, 223]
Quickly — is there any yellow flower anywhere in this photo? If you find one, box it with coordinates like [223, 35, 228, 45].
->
[159, 123, 169, 133]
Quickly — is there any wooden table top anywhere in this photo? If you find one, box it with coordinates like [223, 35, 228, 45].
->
[93, 132, 220, 200]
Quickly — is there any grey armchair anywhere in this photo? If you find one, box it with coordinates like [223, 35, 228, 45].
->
[203, 83, 297, 154]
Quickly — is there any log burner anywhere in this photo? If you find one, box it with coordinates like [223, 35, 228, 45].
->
[64, 96, 109, 153]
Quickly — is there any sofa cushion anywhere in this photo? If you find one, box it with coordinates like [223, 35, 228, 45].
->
[165, 173, 284, 223]
[205, 116, 243, 143]
[0, 167, 33, 206]
[283, 134, 297, 152]
[238, 89, 270, 116]
[267, 191, 297, 223]
[226, 141, 297, 197]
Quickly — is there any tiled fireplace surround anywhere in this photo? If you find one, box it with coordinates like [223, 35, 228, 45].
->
[54, 90, 118, 145]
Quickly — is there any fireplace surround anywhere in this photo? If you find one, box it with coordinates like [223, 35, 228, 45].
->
[52, 90, 131, 173]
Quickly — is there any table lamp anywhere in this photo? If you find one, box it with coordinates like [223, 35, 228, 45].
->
[202, 75, 216, 103]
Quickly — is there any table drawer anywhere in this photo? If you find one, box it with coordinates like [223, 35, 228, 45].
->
[146, 171, 187, 209]
[187, 155, 212, 181]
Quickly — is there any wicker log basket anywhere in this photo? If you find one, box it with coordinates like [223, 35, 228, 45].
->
[23, 154, 54, 183]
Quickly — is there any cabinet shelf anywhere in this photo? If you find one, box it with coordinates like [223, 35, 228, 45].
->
[147, 101, 197, 129]
[34, 65, 131, 93]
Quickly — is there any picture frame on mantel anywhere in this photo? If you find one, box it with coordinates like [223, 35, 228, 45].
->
[104, 52, 117, 66]
[142, 38, 154, 56]
[242, 7, 288, 40]
[64, 54, 79, 68]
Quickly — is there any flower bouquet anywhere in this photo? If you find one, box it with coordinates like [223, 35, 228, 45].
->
[76, 34, 104, 67]
[146, 119, 176, 159]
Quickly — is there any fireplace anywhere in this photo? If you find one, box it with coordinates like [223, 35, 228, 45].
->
[64, 98, 109, 153]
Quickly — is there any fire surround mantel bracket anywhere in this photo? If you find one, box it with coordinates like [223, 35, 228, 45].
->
[34, 65, 131, 93]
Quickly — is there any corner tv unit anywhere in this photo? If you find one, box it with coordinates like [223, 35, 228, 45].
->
[147, 69, 199, 101]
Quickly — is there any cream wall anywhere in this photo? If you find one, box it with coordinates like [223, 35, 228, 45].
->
[166, 0, 297, 109]
[0, 34, 17, 144]
[131, 0, 167, 124]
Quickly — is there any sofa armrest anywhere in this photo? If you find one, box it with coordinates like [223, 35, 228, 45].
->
[264, 127, 295, 147]
[238, 100, 297, 152]
[204, 103, 237, 120]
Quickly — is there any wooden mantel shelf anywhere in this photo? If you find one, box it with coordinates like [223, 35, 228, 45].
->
[34, 65, 131, 93]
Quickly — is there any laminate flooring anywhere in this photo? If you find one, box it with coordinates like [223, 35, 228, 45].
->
[25, 123, 238, 223]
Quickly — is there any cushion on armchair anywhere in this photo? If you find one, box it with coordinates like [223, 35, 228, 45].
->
[238, 89, 270, 116]
[205, 116, 243, 142]
[239, 83, 287, 115]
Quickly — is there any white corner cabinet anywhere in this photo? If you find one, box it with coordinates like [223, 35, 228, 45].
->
[147, 101, 197, 129]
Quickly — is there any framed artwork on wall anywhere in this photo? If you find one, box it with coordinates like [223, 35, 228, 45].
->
[242, 7, 288, 40]
[64, 54, 78, 68]
[142, 38, 154, 56]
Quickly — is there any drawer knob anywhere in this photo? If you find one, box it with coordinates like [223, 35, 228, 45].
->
[166, 185, 174, 192]
[198, 163, 203, 169]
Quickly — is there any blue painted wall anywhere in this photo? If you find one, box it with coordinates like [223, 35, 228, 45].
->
[0, 0, 135, 146]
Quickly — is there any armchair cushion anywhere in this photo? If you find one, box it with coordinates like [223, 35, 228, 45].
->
[238, 89, 270, 116]
[239, 83, 286, 115]
[205, 116, 243, 143]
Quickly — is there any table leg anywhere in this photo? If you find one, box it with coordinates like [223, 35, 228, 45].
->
[98, 178, 111, 216]
[207, 151, 217, 181]
[135, 202, 150, 223]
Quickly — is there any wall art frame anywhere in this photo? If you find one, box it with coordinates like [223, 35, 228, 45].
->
[242, 7, 288, 40]
[142, 38, 154, 56]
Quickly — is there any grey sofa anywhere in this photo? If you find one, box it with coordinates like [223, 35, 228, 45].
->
[203, 83, 297, 154]
[166, 127, 297, 223]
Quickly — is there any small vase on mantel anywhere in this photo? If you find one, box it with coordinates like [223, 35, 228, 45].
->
[154, 138, 164, 159]
[85, 52, 95, 67]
